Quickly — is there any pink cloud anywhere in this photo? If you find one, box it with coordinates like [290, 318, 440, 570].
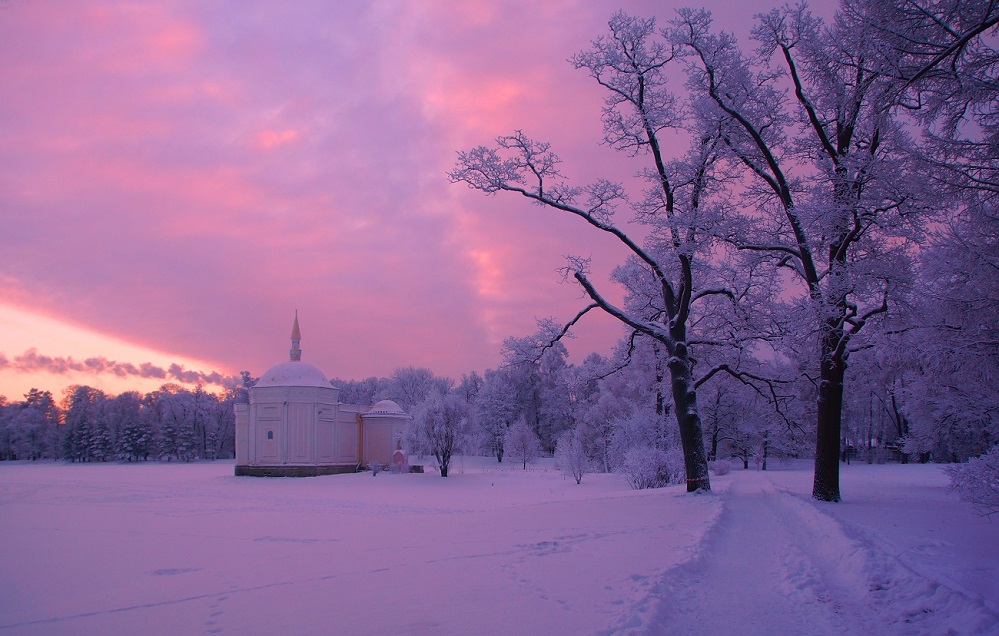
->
[256, 129, 299, 149]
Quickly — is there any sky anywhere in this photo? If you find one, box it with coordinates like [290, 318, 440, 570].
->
[0, 0, 776, 400]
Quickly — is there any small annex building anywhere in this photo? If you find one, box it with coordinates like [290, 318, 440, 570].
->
[234, 314, 410, 477]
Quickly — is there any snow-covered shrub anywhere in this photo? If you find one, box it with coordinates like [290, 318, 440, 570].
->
[608, 410, 675, 470]
[555, 428, 590, 484]
[663, 445, 685, 484]
[945, 445, 999, 516]
[620, 447, 668, 489]
[619, 445, 684, 490]
[505, 417, 542, 469]
[709, 459, 731, 476]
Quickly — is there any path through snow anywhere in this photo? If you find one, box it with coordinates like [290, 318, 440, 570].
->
[624, 471, 997, 635]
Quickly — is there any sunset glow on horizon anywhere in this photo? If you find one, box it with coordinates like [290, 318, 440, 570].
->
[0, 302, 232, 399]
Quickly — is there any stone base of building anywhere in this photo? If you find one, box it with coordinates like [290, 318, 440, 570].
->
[235, 464, 361, 477]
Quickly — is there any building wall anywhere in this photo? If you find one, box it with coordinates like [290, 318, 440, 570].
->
[336, 406, 361, 464]
[316, 403, 335, 463]
[235, 385, 408, 476]
[287, 402, 312, 463]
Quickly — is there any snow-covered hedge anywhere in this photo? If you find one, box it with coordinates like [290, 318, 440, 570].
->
[946, 445, 999, 516]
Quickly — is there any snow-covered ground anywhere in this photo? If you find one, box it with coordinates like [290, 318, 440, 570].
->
[0, 458, 995, 635]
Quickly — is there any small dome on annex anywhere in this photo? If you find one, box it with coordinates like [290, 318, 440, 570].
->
[256, 361, 330, 388]
[366, 399, 406, 417]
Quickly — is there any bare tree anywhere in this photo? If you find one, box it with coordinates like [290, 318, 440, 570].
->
[452, 14, 749, 492]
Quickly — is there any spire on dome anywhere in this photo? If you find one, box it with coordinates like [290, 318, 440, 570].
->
[290, 311, 302, 361]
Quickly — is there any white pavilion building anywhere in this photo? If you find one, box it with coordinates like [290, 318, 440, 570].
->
[234, 314, 410, 477]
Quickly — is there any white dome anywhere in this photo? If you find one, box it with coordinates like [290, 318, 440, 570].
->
[256, 361, 330, 388]
[365, 399, 406, 416]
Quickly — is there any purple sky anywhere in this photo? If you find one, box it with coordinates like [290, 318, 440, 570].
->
[0, 0, 771, 397]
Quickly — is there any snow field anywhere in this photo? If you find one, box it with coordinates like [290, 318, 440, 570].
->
[1, 459, 996, 635]
[0, 458, 720, 635]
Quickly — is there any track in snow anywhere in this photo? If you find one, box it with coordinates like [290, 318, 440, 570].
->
[616, 472, 997, 635]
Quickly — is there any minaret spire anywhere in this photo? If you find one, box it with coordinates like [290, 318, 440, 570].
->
[290, 310, 302, 361]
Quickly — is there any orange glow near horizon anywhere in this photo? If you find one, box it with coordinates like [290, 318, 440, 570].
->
[0, 302, 232, 401]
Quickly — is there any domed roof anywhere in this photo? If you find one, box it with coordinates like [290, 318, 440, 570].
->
[365, 399, 407, 417]
[255, 361, 330, 388]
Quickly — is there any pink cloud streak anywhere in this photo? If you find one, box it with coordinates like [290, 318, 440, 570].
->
[0, 349, 236, 388]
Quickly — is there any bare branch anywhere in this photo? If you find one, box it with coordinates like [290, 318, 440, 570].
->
[533, 303, 600, 362]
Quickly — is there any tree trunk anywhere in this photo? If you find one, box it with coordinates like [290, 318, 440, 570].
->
[437, 451, 450, 477]
[667, 342, 711, 492]
[654, 342, 667, 420]
[813, 330, 845, 502]
[889, 393, 910, 464]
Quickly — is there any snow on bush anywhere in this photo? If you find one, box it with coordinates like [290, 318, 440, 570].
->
[945, 445, 999, 516]
[709, 459, 731, 476]
[619, 445, 685, 490]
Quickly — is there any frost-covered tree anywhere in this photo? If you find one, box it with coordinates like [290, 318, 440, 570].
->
[894, 207, 999, 461]
[456, 371, 484, 405]
[609, 409, 674, 471]
[0, 389, 61, 461]
[665, 1, 992, 500]
[869, 0, 998, 199]
[473, 368, 520, 462]
[388, 366, 453, 412]
[149, 385, 197, 462]
[700, 382, 741, 463]
[23, 389, 60, 459]
[505, 416, 542, 470]
[87, 399, 113, 462]
[501, 325, 577, 453]
[331, 376, 382, 406]
[8, 407, 44, 460]
[555, 427, 590, 484]
[452, 13, 760, 492]
[406, 392, 470, 477]
[62, 385, 105, 462]
[579, 390, 631, 474]
[0, 397, 11, 460]
[205, 391, 236, 460]
[109, 392, 149, 462]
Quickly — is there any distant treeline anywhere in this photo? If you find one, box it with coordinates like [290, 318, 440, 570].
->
[0, 383, 246, 463]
